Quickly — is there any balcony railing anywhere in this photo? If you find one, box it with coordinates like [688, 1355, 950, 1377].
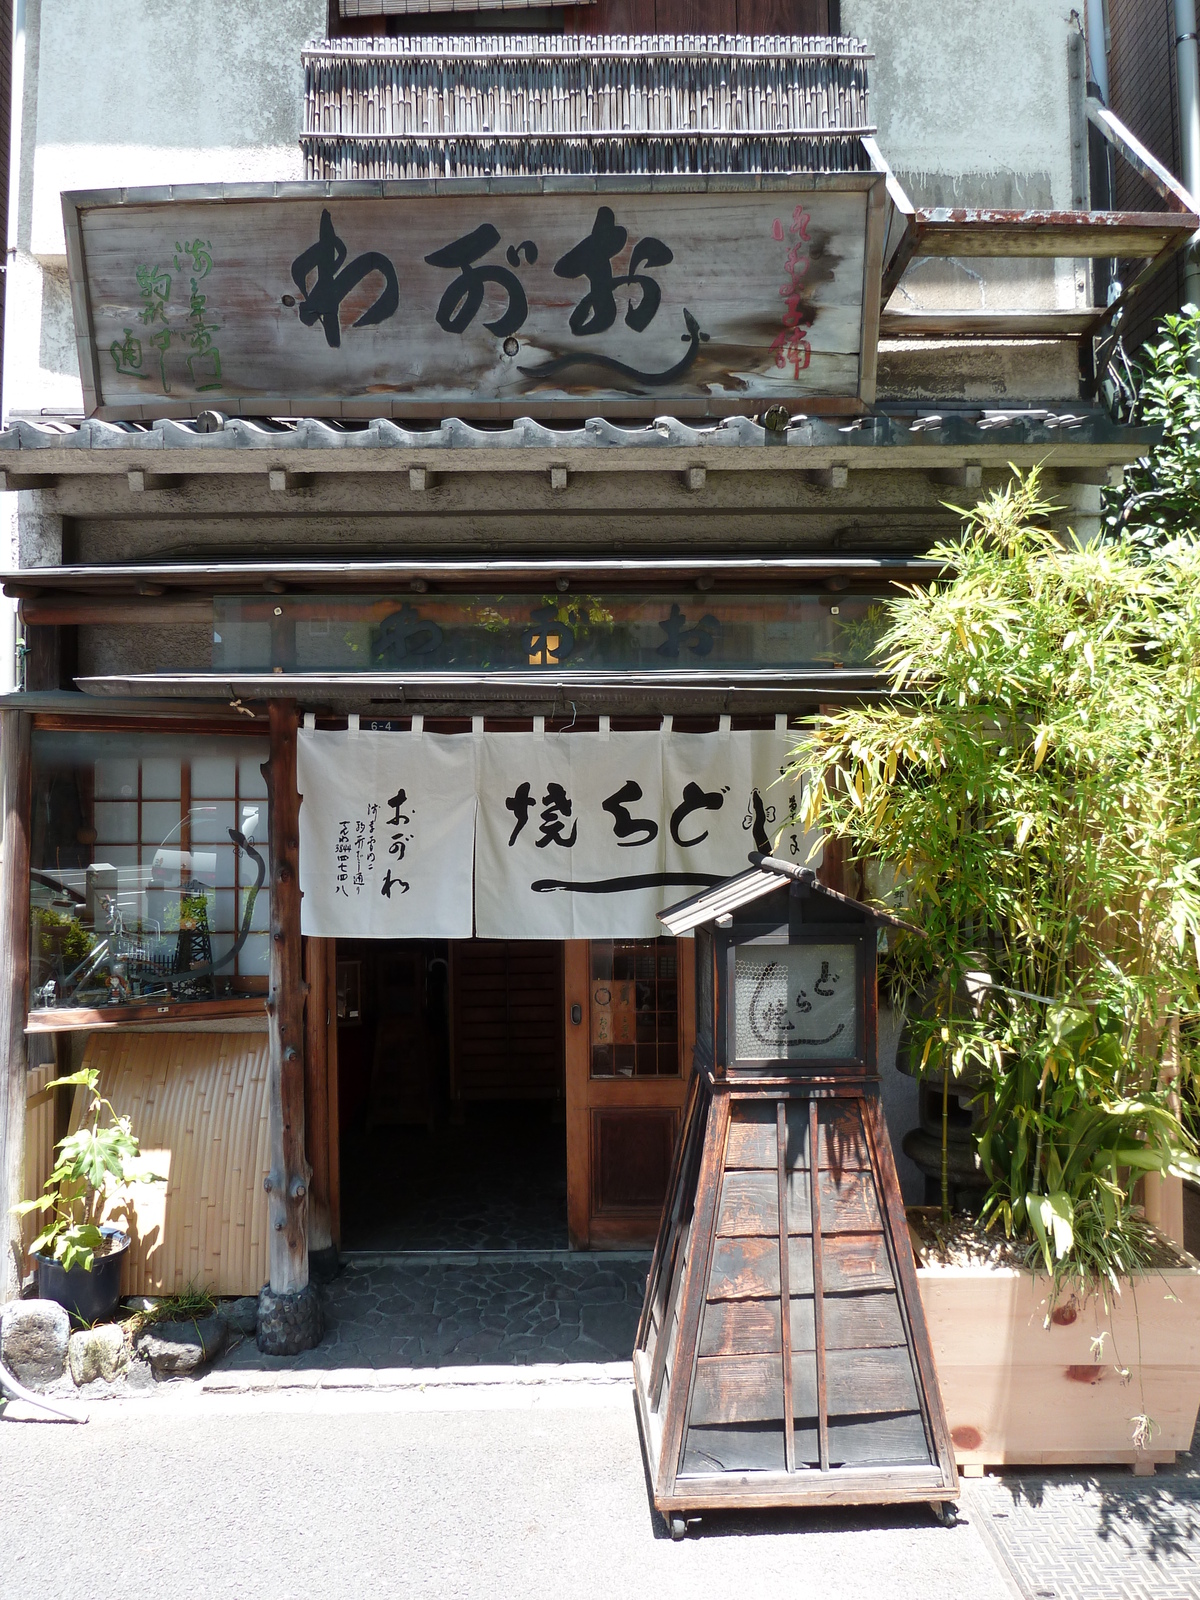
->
[301, 34, 873, 179]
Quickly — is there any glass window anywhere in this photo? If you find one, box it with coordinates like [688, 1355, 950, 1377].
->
[30, 731, 270, 1012]
[733, 942, 859, 1062]
[590, 937, 679, 1078]
[213, 591, 890, 677]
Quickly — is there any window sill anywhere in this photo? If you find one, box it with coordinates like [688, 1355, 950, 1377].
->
[25, 996, 266, 1033]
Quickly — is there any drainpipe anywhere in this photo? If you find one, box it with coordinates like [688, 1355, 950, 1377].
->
[1176, 0, 1200, 307]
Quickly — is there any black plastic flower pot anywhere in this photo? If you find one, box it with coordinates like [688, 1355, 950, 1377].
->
[35, 1227, 130, 1327]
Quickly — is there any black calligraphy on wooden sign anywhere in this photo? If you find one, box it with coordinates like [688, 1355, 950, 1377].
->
[66, 177, 887, 420]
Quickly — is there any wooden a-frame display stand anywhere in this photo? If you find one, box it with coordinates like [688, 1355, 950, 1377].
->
[634, 858, 958, 1534]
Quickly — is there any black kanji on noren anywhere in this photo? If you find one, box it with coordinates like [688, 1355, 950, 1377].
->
[602, 779, 659, 847]
[291, 209, 400, 349]
[670, 781, 726, 848]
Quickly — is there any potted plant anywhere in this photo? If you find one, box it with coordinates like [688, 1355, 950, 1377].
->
[789, 464, 1200, 1470]
[13, 1066, 146, 1325]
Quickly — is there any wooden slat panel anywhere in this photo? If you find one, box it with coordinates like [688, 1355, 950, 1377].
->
[822, 1231, 894, 1294]
[20, 1057, 57, 1263]
[824, 1347, 921, 1418]
[681, 1422, 787, 1477]
[707, 1235, 781, 1299]
[716, 1170, 779, 1235]
[690, 1354, 783, 1425]
[725, 1103, 778, 1170]
[699, 1296, 782, 1358]
[815, 1101, 871, 1171]
[79, 1030, 270, 1297]
[821, 1290, 906, 1351]
[828, 1412, 932, 1468]
[819, 1170, 882, 1233]
[792, 1349, 818, 1419]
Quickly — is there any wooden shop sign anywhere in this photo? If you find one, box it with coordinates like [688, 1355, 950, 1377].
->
[63, 175, 887, 421]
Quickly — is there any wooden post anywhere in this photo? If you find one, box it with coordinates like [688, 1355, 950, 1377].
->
[258, 700, 321, 1350]
[0, 710, 31, 1303]
[303, 934, 335, 1268]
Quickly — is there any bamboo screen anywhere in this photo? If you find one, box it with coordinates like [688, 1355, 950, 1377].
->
[76, 1030, 271, 1298]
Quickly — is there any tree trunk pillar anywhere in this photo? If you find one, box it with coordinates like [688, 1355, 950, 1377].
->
[257, 700, 322, 1353]
[0, 710, 30, 1304]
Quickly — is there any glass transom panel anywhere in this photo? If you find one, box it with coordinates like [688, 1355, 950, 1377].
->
[734, 943, 858, 1062]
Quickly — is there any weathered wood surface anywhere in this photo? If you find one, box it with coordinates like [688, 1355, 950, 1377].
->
[264, 700, 310, 1295]
[917, 1264, 1200, 1465]
[67, 179, 880, 421]
[0, 710, 30, 1303]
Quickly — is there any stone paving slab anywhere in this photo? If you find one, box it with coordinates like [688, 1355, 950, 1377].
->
[966, 1465, 1200, 1600]
[211, 1253, 650, 1375]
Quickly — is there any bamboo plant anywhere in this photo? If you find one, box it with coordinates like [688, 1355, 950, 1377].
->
[788, 470, 1200, 1290]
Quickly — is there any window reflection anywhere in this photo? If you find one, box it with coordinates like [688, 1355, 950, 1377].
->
[31, 732, 270, 1011]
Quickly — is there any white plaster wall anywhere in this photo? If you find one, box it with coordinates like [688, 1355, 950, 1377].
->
[844, 0, 1087, 397]
[27, 0, 322, 259]
[844, 0, 1079, 202]
[4, 0, 323, 420]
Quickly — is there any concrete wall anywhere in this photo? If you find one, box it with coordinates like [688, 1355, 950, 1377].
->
[846, 0, 1087, 402]
[4, 0, 323, 420]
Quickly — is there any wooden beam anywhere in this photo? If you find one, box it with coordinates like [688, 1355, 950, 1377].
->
[263, 699, 310, 1296]
[0, 711, 31, 1302]
[911, 209, 1196, 258]
[19, 596, 211, 627]
[880, 309, 1098, 339]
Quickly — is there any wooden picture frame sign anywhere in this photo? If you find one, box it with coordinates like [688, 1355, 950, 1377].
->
[62, 172, 887, 422]
[634, 857, 958, 1529]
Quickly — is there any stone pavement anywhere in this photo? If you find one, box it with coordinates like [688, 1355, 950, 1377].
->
[213, 1252, 649, 1374]
[965, 1445, 1200, 1600]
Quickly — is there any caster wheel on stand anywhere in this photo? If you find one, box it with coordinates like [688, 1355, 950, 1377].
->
[669, 1514, 688, 1541]
[930, 1501, 957, 1528]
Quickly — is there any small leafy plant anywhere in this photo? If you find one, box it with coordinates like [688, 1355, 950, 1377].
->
[14, 1068, 146, 1272]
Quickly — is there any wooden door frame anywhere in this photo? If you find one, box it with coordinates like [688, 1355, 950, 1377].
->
[565, 937, 694, 1250]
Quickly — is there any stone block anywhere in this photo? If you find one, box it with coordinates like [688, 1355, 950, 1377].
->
[137, 1313, 228, 1377]
[0, 1299, 70, 1389]
[256, 1285, 323, 1356]
[222, 1296, 259, 1336]
[68, 1323, 129, 1386]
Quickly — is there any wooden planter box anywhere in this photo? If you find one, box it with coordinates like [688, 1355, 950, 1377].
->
[916, 1259, 1200, 1470]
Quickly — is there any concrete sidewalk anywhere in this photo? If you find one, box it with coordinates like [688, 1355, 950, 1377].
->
[0, 1380, 1014, 1600]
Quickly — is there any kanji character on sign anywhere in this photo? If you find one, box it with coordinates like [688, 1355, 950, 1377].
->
[536, 783, 577, 849]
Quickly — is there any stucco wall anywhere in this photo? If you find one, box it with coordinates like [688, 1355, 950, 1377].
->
[846, 0, 1087, 401]
[5, 0, 323, 420]
[25, 0, 321, 260]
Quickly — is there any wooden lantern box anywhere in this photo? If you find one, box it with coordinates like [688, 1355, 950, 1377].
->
[633, 858, 959, 1533]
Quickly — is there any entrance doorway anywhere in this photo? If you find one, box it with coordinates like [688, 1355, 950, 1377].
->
[337, 939, 568, 1250]
[331, 935, 693, 1253]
